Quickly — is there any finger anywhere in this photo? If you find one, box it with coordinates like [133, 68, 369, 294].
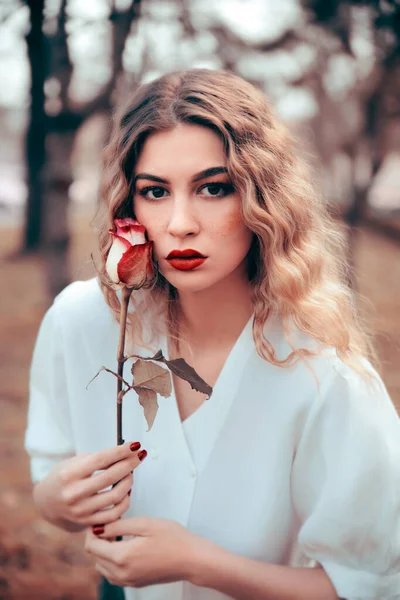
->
[93, 516, 153, 539]
[95, 561, 115, 583]
[84, 456, 138, 496]
[70, 473, 133, 519]
[87, 541, 135, 575]
[85, 532, 114, 560]
[68, 452, 142, 502]
[95, 560, 119, 585]
[85, 530, 129, 561]
[69, 442, 141, 480]
[81, 492, 131, 526]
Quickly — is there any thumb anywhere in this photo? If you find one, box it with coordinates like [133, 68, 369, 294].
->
[94, 516, 153, 539]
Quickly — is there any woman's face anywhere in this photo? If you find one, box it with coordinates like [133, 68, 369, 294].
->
[133, 123, 253, 293]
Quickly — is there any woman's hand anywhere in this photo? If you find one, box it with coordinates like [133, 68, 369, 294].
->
[84, 517, 214, 588]
[33, 442, 147, 531]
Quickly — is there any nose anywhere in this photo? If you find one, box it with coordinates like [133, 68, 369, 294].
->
[167, 196, 200, 238]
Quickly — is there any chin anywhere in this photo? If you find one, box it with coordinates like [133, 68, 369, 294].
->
[161, 268, 218, 293]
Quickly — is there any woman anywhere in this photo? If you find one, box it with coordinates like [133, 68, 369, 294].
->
[25, 69, 400, 600]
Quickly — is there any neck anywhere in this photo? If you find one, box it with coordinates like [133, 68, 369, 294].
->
[176, 268, 253, 354]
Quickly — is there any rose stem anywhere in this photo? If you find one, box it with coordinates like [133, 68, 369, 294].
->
[117, 286, 132, 446]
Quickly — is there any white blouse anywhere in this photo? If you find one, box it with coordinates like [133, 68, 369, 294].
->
[25, 278, 400, 600]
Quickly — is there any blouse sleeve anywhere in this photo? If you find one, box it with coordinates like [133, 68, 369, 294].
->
[24, 298, 76, 483]
[291, 357, 400, 600]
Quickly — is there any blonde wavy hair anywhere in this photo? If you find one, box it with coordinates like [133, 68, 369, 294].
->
[93, 68, 376, 376]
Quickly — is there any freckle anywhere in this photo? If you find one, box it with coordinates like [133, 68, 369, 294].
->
[212, 213, 242, 235]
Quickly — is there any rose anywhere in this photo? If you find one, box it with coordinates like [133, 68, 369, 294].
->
[102, 218, 154, 446]
[93, 217, 211, 446]
[105, 218, 154, 289]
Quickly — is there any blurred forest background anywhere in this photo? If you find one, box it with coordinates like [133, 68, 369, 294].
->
[0, 0, 399, 598]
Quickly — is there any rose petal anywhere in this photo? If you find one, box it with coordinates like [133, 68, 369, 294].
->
[106, 236, 131, 284]
[108, 230, 131, 249]
[117, 242, 154, 288]
[114, 218, 146, 246]
[114, 218, 141, 227]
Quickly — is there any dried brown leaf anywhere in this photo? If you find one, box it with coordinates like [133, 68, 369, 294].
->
[135, 387, 159, 431]
[127, 350, 213, 398]
[165, 357, 212, 397]
[131, 359, 172, 398]
[148, 351, 213, 398]
[86, 366, 131, 391]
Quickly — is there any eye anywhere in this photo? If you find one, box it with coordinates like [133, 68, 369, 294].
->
[199, 182, 234, 197]
[138, 186, 168, 200]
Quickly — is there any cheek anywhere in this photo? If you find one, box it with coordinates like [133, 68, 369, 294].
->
[133, 199, 146, 227]
[133, 203, 166, 263]
[211, 212, 252, 250]
[219, 213, 244, 234]
[134, 201, 159, 238]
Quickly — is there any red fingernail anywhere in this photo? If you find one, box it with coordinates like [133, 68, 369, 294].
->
[128, 489, 132, 496]
[130, 442, 141, 452]
[92, 525, 104, 535]
[138, 449, 147, 461]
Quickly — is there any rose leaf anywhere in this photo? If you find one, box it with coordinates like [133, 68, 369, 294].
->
[128, 350, 213, 399]
[149, 351, 213, 398]
[165, 358, 213, 398]
[134, 387, 159, 431]
[131, 359, 172, 398]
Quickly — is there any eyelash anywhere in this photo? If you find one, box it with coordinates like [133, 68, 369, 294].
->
[137, 182, 235, 201]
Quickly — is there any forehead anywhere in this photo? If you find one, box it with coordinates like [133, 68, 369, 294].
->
[134, 123, 227, 176]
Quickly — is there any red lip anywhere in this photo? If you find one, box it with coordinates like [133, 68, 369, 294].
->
[168, 257, 206, 271]
[167, 249, 206, 259]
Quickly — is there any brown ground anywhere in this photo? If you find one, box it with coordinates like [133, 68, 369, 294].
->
[0, 215, 399, 600]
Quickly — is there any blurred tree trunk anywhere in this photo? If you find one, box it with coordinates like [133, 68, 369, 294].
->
[304, 0, 400, 234]
[42, 129, 75, 296]
[42, 0, 75, 296]
[23, 0, 47, 251]
[22, 0, 142, 297]
[348, 49, 400, 226]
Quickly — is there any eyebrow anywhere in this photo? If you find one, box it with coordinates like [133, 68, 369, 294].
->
[134, 167, 228, 185]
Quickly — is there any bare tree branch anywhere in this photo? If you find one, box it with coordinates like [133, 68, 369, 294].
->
[209, 24, 300, 55]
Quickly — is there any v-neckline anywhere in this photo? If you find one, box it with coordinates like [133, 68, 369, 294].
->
[161, 313, 255, 472]
[164, 313, 254, 421]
